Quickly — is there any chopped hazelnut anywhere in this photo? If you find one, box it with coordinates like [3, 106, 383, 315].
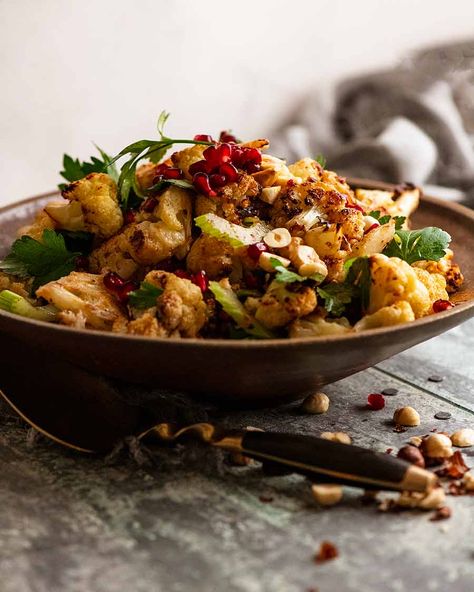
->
[462, 471, 474, 491]
[393, 406, 420, 427]
[320, 431, 352, 445]
[258, 251, 290, 273]
[396, 487, 445, 510]
[311, 484, 343, 506]
[260, 186, 281, 205]
[263, 227, 292, 249]
[409, 436, 423, 447]
[292, 244, 328, 278]
[397, 445, 425, 468]
[302, 392, 330, 414]
[422, 433, 453, 458]
[450, 428, 474, 448]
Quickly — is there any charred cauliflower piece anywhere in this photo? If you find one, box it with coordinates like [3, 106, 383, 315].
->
[90, 186, 192, 278]
[18, 207, 57, 240]
[413, 268, 449, 305]
[289, 314, 351, 338]
[368, 254, 432, 318]
[354, 301, 415, 331]
[413, 249, 464, 294]
[51, 173, 123, 239]
[354, 186, 420, 221]
[254, 281, 317, 329]
[36, 272, 126, 330]
[187, 235, 234, 279]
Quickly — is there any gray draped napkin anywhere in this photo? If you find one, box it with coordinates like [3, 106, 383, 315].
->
[270, 40, 474, 203]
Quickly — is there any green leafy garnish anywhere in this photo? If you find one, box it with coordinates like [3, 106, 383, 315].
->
[109, 111, 214, 209]
[383, 227, 451, 264]
[128, 281, 163, 309]
[269, 258, 325, 284]
[316, 284, 355, 316]
[315, 154, 327, 168]
[0, 229, 80, 292]
[209, 280, 274, 339]
[345, 256, 371, 311]
[0, 290, 57, 322]
[58, 146, 118, 190]
[195, 213, 271, 247]
[368, 210, 406, 230]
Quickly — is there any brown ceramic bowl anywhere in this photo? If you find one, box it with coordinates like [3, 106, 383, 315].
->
[0, 179, 473, 405]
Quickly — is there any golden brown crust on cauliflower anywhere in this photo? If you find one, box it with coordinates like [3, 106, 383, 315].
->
[36, 272, 126, 331]
[289, 314, 351, 338]
[354, 301, 415, 331]
[61, 173, 123, 239]
[186, 235, 235, 279]
[17, 208, 57, 240]
[255, 281, 317, 329]
[0, 272, 30, 298]
[413, 250, 464, 294]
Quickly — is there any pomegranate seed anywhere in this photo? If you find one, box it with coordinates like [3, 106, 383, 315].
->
[219, 162, 239, 183]
[203, 143, 232, 169]
[365, 223, 379, 234]
[193, 172, 217, 197]
[191, 270, 209, 293]
[347, 203, 365, 213]
[209, 174, 227, 189]
[219, 130, 239, 143]
[230, 146, 244, 166]
[433, 299, 454, 313]
[103, 271, 125, 292]
[243, 147, 262, 165]
[75, 256, 89, 271]
[247, 242, 268, 261]
[124, 210, 136, 224]
[194, 134, 214, 142]
[246, 162, 261, 174]
[174, 269, 191, 280]
[162, 167, 182, 180]
[367, 393, 385, 410]
[118, 281, 138, 303]
[189, 160, 211, 176]
[142, 197, 158, 212]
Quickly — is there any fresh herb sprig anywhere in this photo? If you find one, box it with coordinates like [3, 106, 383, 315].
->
[109, 111, 214, 209]
[128, 281, 163, 309]
[270, 258, 325, 284]
[315, 154, 327, 168]
[0, 229, 81, 293]
[382, 227, 451, 264]
[368, 210, 405, 230]
[59, 146, 118, 190]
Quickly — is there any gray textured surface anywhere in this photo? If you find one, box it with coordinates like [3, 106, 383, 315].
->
[1, 321, 474, 592]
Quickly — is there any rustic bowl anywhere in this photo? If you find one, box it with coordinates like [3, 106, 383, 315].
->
[0, 180, 473, 406]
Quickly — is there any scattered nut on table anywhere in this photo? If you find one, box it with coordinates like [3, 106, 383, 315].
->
[396, 487, 446, 510]
[421, 433, 453, 458]
[320, 431, 352, 444]
[450, 428, 474, 448]
[302, 392, 330, 414]
[393, 406, 420, 427]
[409, 436, 423, 447]
[397, 445, 425, 468]
[311, 484, 343, 506]
[462, 471, 474, 491]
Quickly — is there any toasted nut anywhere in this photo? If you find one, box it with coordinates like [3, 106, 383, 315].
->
[311, 484, 343, 506]
[397, 445, 425, 468]
[302, 392, 330, 414]
[320, 431, 351, 445]
[422, 433, 453, 458]
[450, 428, 474, 448]
[263, 227, 292, 249]
[258, 251, 290, 273]
[363, 215, 380, 232]
[462, 471, 474, 491]
[290, 244, 328, 278]
[393, 406, 420, 427]
[229, 452, 252, 466]
[260, 186, 281, 204]
[396, 487, 445, 510]
[409, 436, 423, 447]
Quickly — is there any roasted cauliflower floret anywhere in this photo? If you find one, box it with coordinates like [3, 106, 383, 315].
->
[368, 254, 432, 318]
[413, 268, 449, 306]
[90, 186, 192, 278]
[57, 173, 123, 238]
[36, 272, 126, 331]
[354, 301, 415, 331]
[413, 249, 464, 294]
[171, 145, 207, 180]
[18, 207, 57, 240]
[254, 281, 317, 329]
[354, 186, 420, 221]
[289, 314, 351, 338]
[186, 235, 234, 279]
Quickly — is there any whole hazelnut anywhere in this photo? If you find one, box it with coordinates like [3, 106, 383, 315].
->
[396, 487, 445, 510]
[396, 445, 425, 468]
[311, 484, 343, 506]
[422, 433, 453, 458]
[450, 428, 474, 448]
[462, 472, 474, 491]
[393, 406, 420, 427]
[302, 392, 330, 414]
[320, 431, 352, 445]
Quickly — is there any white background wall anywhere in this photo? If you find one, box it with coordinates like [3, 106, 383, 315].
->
[1, 0, 473, 205]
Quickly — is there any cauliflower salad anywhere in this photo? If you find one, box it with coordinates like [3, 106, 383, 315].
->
[0, 113, 464, 339]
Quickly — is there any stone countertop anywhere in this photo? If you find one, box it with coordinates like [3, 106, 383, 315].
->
[1, 321, 474, 592]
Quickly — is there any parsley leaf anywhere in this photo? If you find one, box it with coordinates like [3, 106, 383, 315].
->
[0, 229, 80, 292]
[269, 258, 325, 284]
[345, 256, 371, 311]
[315, 154, 326, 168]
[316, 284, 355, 316]
[383, 227, 451, 264]
[128, 281, 163, 309]
[368, 210, 406, 229]
[58, 146, 118, 190]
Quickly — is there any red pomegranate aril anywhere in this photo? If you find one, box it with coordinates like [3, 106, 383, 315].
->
[124, 210, 136, 224]
[209, 173, 227, 189]
[220, 162, 239, 182]
[162, 167, 182, 180]
[203, 144, 232, 169]
[193, 172, 217, 197]
[367, 393, 385, 410]
[142, 197, 158, 212]
[365, 223, 379, 234]
[191, 270, 209, 293]
[118, 281, 138, 303]
[219, 130, 239, 143]
[347, 203, 365, 213]
[433, 299, 454, 313]
[247, 242, 268, 261]
[189, 160, 211, 176]
[174, 269, 191, 280]
[194, 134, 214, 142]
[243, 147, 262, 165]
[103, 271, 125, 292]
[246, 162, 261, 174]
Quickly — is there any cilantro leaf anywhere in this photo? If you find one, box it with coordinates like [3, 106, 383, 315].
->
[269, 258, 324, 284]
[58, 146, 118, 190]
[316, 284, 355, 316]
[315, 154, 326, 168]
[0, 229, 80, 292]
[383, 227, 451, 264]
[128, 281, 163, 309]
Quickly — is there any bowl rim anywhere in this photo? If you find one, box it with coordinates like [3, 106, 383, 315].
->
[1, 182, 473, 349]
